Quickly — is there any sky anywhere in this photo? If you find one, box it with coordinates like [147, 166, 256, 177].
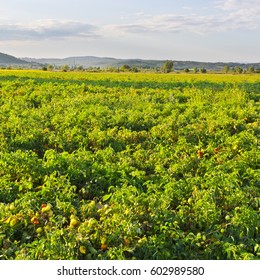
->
[0, 0, 260, 62]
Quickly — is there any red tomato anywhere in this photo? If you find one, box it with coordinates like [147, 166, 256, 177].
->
[197, 150, 203, 158]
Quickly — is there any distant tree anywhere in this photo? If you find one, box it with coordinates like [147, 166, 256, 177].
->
[86, 66, 93, 72]
[47, 64, 54, 71]
[131, 66, 139, 73]
[77, 65, 84, 71]
[61, 64, 69, 72]
[162, 60, 174, 73]
[42, 66, 47, 71]
[224, 65, 230, 73]
[235, 66, 243, 74]
[120, 64, 131, 72]
[184, 68, 190, 73]
[200, 67, 207, 73]
[105, 66, 119, 72]
[193, 67, 198, 73]
[247, 66, 255, 73]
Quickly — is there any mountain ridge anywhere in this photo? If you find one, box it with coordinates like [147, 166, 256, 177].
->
[1, 52, 259, 70]
[22, 55, 260, 70]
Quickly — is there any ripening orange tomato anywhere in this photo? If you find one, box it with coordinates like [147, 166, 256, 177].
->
[31, 217, 39, 225]
[124, 238, 130, 246]
[101, 244, 108, 251]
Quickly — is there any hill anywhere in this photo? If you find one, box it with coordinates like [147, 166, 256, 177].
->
[0, 51, 259, 71]
[0, 52, 30, 66]
[22, 56, 166, 69]
[23, 56, 260, 71]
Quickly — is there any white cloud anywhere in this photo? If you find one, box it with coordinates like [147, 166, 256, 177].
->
[218, 0, 260, 10]
[1, 0, 259, 42]
[0, 20, 99, 41]
[217, 0, 260, 19]
[105, 10, 259, 37]
[104, 0, 260, 36]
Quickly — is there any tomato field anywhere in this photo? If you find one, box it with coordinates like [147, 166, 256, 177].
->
[0, 70, 259, 260]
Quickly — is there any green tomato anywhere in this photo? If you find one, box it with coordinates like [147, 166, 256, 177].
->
[233, 144, 238, 150]
[70, 218, 79, 227]
[9, 204, 16, 211]
[41, 205, 51, 213]
[36, 227, 43, 234]
[70, 214, 77, 220]
[88, 201, 96, 208]
[10, 217, 19, 227]
[79, 246, 87, 254]
[225, 215, 231, 221]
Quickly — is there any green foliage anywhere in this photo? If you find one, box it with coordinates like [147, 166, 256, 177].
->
[247, 66, 255, 73]
[200, 67, 207, 73]
[162, 60, 174, 73]
[235, 66, 243, 74]
[120, 64, 131, 72]
[47, 64, 54, 71]
[0, 70, 259, 260]
[224, 65, 230, 73]
[60, 64, 69, 72]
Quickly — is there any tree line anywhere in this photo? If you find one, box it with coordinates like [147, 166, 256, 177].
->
[38, 61, 258, 74]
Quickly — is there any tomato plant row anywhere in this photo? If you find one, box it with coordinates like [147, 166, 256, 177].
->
[0, 71, 259, 259]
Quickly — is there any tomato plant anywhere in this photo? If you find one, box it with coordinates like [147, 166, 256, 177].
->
[0, 70, 259, 259]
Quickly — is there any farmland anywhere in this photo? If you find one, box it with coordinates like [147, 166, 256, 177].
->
[0, 70, 259, 260]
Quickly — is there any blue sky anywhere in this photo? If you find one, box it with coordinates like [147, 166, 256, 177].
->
[0, 0, 260, 62]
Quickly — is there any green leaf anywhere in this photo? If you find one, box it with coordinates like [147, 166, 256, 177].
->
[102, 193, 112, 202]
